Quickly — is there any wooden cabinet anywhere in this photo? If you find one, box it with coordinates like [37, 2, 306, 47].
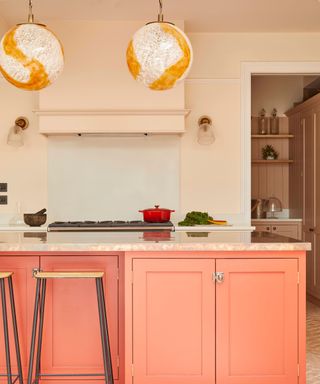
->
[132, 259, 215, 384]
[287, 93, 320, 300]
[251, 117, 292, 209]
[39, 255, 120, 383]
[216, 259, 298, 384]
[0, 256, 39, 381]
[132, 257, 300, 384]
[252, 220, 302, 240]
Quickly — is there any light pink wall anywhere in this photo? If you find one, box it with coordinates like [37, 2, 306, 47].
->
[39, 20, 185, 110]
[0, 83, 47, 223]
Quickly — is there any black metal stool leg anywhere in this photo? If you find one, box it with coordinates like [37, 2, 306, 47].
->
[99, 279, 114, 384]
[34, 279, 46, 384]
[96, 278, 109, 384]
[27, 278, 42, 384]
[0, 279, 12, 384]
[8, 276, 23, 384]
[96, 278, 114, 384]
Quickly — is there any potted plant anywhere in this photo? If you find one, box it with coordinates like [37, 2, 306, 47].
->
[262, 145, 279, 160]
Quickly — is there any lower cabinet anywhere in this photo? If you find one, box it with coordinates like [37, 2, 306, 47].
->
[132, 258, 299, 384]
[216, 259, 298, 384]
[0, 256, 39, 382]
[39, 255, 120, 383]
[132, 259, 215, 384]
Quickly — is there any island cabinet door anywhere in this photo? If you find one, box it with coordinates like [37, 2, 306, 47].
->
[0, 256, 39, 382]
[39, 255, 119, 383]
[216, 259, 299, 384]
[132, 259, 215, 384]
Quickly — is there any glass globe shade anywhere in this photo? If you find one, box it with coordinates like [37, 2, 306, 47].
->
[0, 23, 64, 91]
[7, 125, 24, 147]
[127, 22, 193, 91]
[198, 122, 215, 145]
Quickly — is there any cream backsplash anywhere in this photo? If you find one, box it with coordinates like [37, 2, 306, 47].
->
[47, 135, 180, 222]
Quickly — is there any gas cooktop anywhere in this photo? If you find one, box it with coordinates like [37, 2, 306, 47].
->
[48, 221, 174, 232]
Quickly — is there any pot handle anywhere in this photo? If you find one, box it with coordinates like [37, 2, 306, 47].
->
[170, 210, 176, 212]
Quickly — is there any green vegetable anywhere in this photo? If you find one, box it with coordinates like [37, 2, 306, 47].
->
[262, 144, 279, 160]
[178, 211, 213, 226]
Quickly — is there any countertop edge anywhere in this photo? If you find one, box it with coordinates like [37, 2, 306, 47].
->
[0, 242, 311, 252]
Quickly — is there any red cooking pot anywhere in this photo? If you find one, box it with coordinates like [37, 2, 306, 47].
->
[139, 205, 175, 223]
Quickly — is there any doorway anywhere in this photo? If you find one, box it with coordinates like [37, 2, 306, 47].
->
[242, 62, 320, 384]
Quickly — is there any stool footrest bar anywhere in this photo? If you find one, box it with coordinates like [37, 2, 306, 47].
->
[38, 373, 106, 377]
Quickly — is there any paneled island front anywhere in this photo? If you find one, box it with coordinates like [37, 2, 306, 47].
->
[0, 231, 311, 384]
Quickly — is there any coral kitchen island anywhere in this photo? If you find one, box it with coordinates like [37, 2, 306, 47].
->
[0, 231, 310, 384]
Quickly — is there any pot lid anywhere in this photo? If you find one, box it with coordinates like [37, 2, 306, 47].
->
[140, 205, 174, 212]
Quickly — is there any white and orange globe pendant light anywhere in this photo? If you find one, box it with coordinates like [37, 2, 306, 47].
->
[126, 0, 193, 91]
[0, 0, 64, 91]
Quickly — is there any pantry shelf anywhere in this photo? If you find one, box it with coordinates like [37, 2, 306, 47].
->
[252, 160, 293, 164]
[251, 135, 294, 139]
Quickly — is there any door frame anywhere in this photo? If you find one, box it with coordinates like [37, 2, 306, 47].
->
[241, 61, 320, 224]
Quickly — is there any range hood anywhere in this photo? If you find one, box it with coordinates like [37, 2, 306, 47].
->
[35, 109, 191, 135]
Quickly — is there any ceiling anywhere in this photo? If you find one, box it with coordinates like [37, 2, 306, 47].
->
[1, 0, 320, 33]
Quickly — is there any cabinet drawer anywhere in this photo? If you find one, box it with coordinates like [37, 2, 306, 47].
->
[252, 221, 302, 240]
[254, 225, 272, 232]
[272, 225, 298, 239]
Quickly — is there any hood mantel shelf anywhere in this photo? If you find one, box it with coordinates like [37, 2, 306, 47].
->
[34, 109, 190, 135]
[34, 109, 191, 116]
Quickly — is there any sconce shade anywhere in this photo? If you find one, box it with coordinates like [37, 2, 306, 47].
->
[198, 116, 215, 145]
[7, 125, 24, 147]
[7, 116, 29, 147]
[0, 23, 64, 91]
[127, 22, 193, 91]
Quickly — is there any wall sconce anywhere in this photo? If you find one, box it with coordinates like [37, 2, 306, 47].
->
[198, 116, 215, 145]
[7, 117, 29, 147]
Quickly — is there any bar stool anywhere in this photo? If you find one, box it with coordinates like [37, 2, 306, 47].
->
[0, 272, 23, 384]
[27, 271, 114, 384]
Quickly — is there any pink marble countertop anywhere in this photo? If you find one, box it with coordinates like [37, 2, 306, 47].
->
[0, 230, 311, 252]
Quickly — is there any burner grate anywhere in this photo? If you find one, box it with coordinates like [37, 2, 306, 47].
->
[48, 220, 174, 232]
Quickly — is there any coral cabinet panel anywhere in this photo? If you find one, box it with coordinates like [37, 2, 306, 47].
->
[39, 255, 119, 383]
[216, 259, 298, 384]
[132, 259, 215, 384]
[0, 256, 39, 382]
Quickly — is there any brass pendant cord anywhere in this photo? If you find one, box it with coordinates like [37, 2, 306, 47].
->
[158, 0, 164, 22]
[28, 0, 34, 23]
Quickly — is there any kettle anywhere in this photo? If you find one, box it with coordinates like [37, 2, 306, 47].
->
[251, 199, 267, 219]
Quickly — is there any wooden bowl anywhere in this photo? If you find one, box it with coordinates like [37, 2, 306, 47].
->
[24, 214, 47, 227]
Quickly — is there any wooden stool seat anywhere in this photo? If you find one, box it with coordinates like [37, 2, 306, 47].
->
[33, 271, 104, 279]
[0, 272, 13, 279]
